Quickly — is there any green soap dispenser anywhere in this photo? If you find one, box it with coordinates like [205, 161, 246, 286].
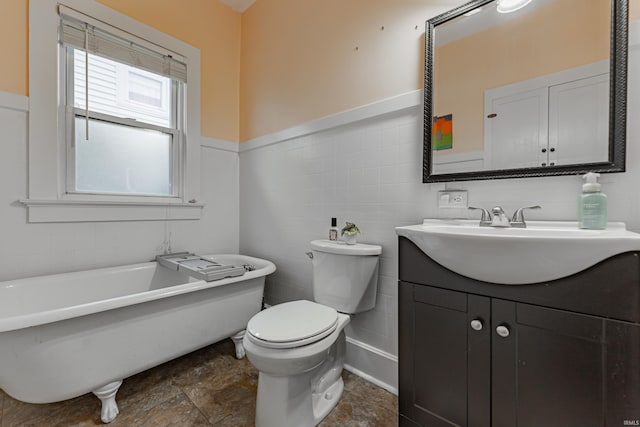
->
[579, 172, 607, 229]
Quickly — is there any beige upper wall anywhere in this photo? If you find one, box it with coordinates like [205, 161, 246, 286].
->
[240, 0, 639, 142]
[1, 0, 636, 143]
[98, 0, 241, 142]
[0, 0, 241, 142]
[0, 0, 28, 96]
[239, 0, 464, 142]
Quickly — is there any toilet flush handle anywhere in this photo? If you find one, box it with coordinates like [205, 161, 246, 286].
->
[305, 252, 314, 260]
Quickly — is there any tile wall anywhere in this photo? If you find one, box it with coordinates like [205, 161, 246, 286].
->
[238, 27, 640, 391]
[239, 108, 432, 371]
[0, 98, 240, 282]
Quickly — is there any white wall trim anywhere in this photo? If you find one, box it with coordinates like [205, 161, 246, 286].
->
[20, 199, 203, 223]
[432, 150, 485, 174]
[433, 150, 484, 165]
[344, 337, 398, 395]
[239, 89, 423, 152]
[631, 21, 640, 47]
[200, 136, 239, 152]
[0, 91, 29, 112]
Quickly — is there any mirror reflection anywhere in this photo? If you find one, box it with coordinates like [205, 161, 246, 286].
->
[426, 0, 627, 180]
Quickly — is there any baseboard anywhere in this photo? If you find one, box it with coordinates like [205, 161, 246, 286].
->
[344, 337, 398, 395]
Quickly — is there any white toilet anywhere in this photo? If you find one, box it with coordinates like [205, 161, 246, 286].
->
[243, 239, 382, 427]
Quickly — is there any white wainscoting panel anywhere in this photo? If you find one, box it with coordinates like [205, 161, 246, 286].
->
[239, 106, 441, 391]
[0, 92, 239, 281]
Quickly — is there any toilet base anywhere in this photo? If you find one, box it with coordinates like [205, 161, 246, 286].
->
[246, 313, 350, 427]
[311, 375, 344, 423]
[253, 330, 347, 427]
[254, 370, 344, 427]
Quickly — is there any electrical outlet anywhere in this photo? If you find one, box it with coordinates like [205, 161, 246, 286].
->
[437, 190, 468, 209]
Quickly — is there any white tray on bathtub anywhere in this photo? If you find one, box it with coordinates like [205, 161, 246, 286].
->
[156, 252, 247, 282]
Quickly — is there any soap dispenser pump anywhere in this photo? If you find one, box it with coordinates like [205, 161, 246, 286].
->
[579, 172, 607, 230]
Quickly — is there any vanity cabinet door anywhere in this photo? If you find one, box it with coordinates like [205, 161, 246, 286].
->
[399, 282, 491, 427]
[491, 299, 640, 427]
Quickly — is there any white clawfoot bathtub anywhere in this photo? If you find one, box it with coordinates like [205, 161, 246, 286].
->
[0, 254, 275, 423]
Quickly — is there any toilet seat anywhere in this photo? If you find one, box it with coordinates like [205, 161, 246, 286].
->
[247, 300, 338, 349]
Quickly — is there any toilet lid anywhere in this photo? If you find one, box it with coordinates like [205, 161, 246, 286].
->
[247, 300, 338, 349]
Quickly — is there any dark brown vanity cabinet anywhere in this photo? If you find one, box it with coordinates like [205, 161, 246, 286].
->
[398, 237, 640, 427]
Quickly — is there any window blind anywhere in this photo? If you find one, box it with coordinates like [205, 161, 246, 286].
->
[59, 6, 187, 83]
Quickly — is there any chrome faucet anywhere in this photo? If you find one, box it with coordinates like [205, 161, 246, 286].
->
[469, 205, 541, 228]
[490, 206, 510, 227]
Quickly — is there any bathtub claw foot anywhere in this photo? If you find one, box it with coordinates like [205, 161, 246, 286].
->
[231, 330, 246, 359]
[92, 380, 123, 423]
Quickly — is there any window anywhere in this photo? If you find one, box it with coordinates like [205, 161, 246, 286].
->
[26, 0, 202, 222]
[60, 13, 185, 197]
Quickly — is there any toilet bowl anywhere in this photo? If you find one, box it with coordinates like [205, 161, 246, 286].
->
[243, 240, 382, 427]
[243, 300, 350, 427]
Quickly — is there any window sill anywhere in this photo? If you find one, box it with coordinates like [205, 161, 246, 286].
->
[20, 199, 203, 223]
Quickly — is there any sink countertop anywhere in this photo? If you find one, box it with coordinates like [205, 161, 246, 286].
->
[395, 219, 640, 285]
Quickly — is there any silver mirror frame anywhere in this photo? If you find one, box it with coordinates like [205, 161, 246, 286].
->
[423, 0, 628, 183]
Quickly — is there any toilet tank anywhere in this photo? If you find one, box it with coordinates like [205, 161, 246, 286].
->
[310, 240, 382, 314]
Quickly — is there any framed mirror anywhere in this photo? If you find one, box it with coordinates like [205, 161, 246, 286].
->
[423, 0, 628, 182]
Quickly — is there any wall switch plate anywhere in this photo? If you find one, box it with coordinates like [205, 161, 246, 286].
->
[438, 190, 468, 209]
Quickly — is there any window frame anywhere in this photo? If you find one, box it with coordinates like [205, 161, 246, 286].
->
[63, 48, 183, 199]
[25, 0, 202, 222]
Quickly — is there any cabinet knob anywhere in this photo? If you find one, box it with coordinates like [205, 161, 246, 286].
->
[470, 319, 483, 331]
[541, 148, 547, 153]
[496, 325, 510, 338]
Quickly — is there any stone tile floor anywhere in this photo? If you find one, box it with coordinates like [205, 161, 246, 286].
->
[0, 339, 398, 426]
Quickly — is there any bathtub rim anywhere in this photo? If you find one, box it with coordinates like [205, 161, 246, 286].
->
[0, 254, 275, 333]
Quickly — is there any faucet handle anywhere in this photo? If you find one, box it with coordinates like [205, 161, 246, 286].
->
[511, 205, 541, 227]
[468, 206, 492, 225]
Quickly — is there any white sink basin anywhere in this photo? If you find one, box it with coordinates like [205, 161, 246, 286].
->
[395, 219, 640, 284]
